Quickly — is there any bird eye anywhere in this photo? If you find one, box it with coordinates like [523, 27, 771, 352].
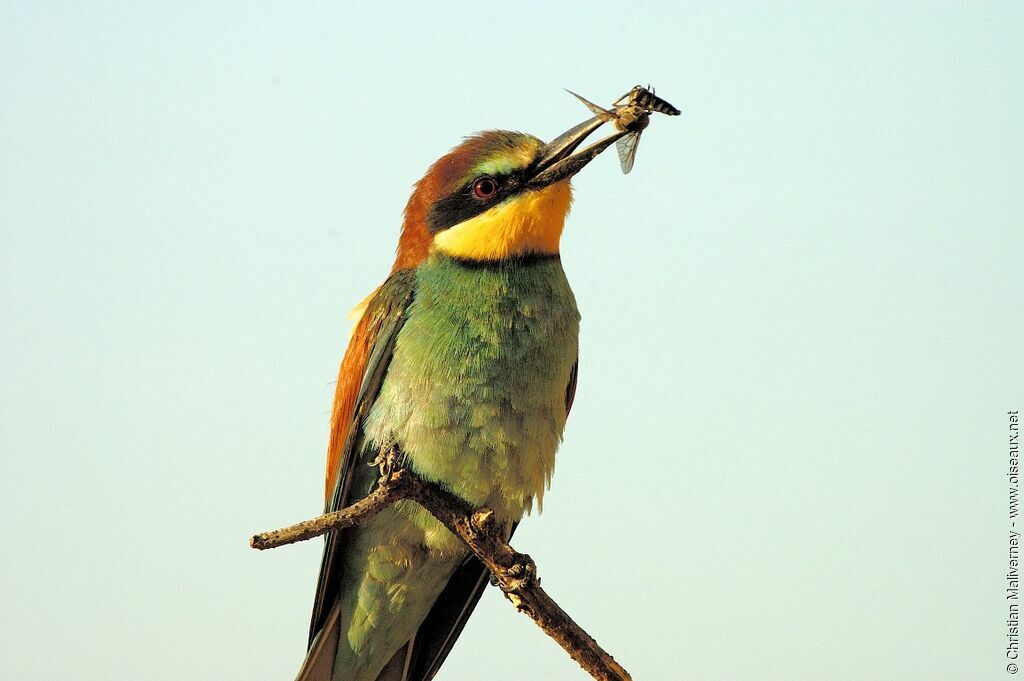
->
[472, 176, 499, 200]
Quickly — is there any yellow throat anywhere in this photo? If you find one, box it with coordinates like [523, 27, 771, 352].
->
[432, 181, 573, 261]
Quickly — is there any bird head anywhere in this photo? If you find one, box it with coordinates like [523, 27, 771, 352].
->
[394, 117, 622, 268]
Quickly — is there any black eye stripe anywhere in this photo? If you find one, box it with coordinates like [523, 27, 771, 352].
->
[427, 168, 531, 233]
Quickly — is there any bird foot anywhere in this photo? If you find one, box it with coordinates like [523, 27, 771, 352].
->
[500, 551, 538, 594]
[371, 446, 402, 482]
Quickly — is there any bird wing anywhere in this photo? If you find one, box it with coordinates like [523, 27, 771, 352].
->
[298, 269, 417, 680]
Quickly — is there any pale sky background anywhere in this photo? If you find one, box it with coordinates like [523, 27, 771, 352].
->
[2, 2, 1021, 680]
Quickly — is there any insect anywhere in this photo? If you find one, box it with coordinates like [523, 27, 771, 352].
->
[617, 85, 681, 117]
[567, 85, 680, 174]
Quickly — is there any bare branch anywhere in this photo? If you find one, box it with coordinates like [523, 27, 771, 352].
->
[249, 468, 416, 550]
[250, 452, 632, 681]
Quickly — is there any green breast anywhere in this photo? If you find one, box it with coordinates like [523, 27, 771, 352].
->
[363, 253, 580, 522]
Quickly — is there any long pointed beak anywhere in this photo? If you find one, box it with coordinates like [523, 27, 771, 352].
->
[527, 115, 628, 189]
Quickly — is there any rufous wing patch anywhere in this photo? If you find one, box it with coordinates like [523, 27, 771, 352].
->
[325, 294, 379, 500]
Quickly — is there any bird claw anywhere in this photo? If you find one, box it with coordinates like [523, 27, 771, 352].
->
[500, 552, 538, 594]
[496, 554, 539, 615]
[486, 551, 538, 600]
[371, 446, 401, 482]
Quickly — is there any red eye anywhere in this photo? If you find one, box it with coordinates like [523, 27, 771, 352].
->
[473, 176, 498, 200]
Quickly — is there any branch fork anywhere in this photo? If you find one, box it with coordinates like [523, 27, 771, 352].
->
[251, 450, 631, 681]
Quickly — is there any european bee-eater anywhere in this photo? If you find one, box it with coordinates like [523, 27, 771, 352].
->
[296, 112, 627, 681]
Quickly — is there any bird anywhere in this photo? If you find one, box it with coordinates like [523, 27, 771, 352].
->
[295, 110, 628, 681]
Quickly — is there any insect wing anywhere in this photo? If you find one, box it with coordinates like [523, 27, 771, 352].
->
[565, 89, 616, 121]
[615, 131, 641, 174]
